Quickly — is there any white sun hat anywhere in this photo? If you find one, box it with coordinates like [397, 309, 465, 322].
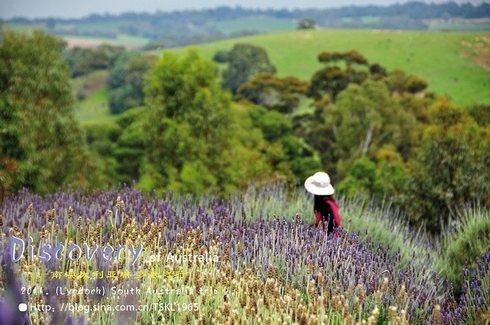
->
[304, 172, 335, 195]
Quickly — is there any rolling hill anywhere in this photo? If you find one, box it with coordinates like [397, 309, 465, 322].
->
[166, 29, 490, 105]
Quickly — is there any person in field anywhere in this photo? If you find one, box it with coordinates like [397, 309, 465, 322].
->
[304, 172, 342, 235]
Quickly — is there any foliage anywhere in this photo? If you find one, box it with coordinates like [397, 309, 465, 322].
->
[82, 122, 119, 183]
[220, 43, 277, 94]
[246, 105, 321, 183]
[398, 98, 490, 233]
[297, 18, 316, 30]
[0, 28, 101, 197]
[62, 44, 125, 78]
[336, 158, 382, 198]
[468, 103, 490, 127]
[0, 99, 26, 200]
[112, 112, 147, 185]
[307, 66, 353, 103]
[318, 50, 369, 67]
[301, 79, 419, 182]
[107, 51, 157, 114]
[307, 50, 370, 104]
[211, 49, 228, 63]
[144, 49, 234, 196]
[386, 69, 428, 95]
[237, 74, 309, 115]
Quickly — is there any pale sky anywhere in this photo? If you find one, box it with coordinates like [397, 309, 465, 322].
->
[0, 0, 487, 20]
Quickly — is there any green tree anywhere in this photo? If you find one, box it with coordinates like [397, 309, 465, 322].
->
[0, 99, 28, 200]
[296, 79, 419, 183]
[83, 122, 121, 182]
[221, 43, 277, 95]
[468, 104, 490, 127]
[374, 148, 409, 197]
[63, 44, 124, 78]
[307, 66, 351, 103]
[247, 106, 321, 184]
[327, 80, 417, 178]
[317, 50, 368, 67]
[112, 108, 147, 185]
[144, 49, 234, 195]
[108, 52, 157, 114]
[0, 28, 100, 195]
[386, 69, 428, 95]
[236, 74, 309, 115]
[297, 18, 316, 29]
[212, 49, 228, 63]
[337, 157, 381, 198]
[293, 104, 338, 181]
[309, 50, 373, 104]
[398, 98, 490, 233]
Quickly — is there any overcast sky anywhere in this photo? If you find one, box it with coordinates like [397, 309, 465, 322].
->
[0, 0, 487, 20]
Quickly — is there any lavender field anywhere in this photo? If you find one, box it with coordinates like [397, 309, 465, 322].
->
[0, 183, 489, 324]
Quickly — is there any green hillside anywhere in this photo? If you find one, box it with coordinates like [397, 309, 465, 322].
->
[166, 29, 490, 105]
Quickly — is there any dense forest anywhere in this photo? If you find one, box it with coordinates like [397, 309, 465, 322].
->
[3, 2, 490, 47]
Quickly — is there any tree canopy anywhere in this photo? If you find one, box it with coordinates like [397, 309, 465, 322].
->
[143, 49, 234, 195]
[297, 18, 316, 29]
[108, 51, 157, 114]
[236, 74, 309, 115]
[220, 43, 277, 95]
[398, 98, 490, 233]
[0, 29, 100, 197]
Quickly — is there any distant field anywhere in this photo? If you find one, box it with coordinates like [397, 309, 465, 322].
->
[341, 16, 380, 23]
[207, 16, 297, 34]
[166, 29, 490, 105]
[71, 70, 117, 125]
[63, 34, 149, 48]
[427, 18, 490, 31]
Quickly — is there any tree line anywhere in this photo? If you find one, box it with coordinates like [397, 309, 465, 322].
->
[1, 28, 489, 236]
[4, 2, 490, 48]
[8, 2, 489, 25]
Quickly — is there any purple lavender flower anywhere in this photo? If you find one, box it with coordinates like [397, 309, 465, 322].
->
[0, 246, 29, 325]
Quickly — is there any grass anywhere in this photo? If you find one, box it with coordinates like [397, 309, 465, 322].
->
[61, 34, 150, 47]
[165, 29, 490, 105]
[427, 18, 490, 31]
[70, 70, 118, 125]
[436, 204, 490, 295]
[73, 86, 117, 125]
[73, 85, 116, 125]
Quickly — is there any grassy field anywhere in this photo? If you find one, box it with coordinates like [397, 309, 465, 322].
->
[427, 18, 490, 31]
[73, 86, 117, 125]
[62, 34, 149, 48]
[71, 70, 118, 125]
[165, 29, 490, 105]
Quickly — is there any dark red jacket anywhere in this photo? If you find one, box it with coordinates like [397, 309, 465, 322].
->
[315, 196, 341, 234]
